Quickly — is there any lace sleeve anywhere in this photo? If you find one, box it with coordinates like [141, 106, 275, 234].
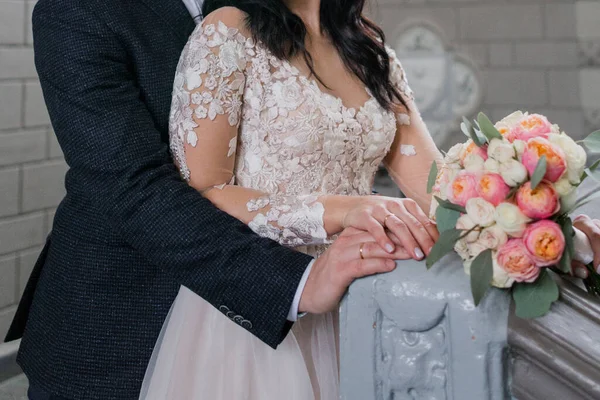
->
[383, 48, 443, 213]
[169, 8, 328, 247]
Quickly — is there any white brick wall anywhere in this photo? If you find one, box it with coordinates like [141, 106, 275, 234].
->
[373, 0, 591, 137]
[0, 0, 64, 339]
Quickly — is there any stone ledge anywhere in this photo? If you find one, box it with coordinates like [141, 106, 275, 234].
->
[508, 277, 600, 400]
[0, 340, 21, 383]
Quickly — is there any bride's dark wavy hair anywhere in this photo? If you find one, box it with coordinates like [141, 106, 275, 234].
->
[201, 0, 408, 112]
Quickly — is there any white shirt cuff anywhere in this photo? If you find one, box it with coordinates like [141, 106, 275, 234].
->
[287, 259, 314, 321]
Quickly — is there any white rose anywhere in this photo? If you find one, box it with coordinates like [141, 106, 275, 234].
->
[550, 124, 562, 135]
[484, 158, 500, 173]
[491, 251, 515, 288]
[555, 178, 578, 212]
[494, 202, 531, 237]
[463, 153, 485, 173]
[468, 241, 488, 258]
[488, 138, 515, 163]
[554, 177, 575, 196]
[466, 198, 496, 227]
[499, 111, 526, 129]
[560, 189, 578, 213]
[548, 133, 587, 184]
[445, 143, 463, 164]
[477, 224, 508, 250]
[513, 140, 526, 160]
[456, 214, 480, 243]
[499, 159, 528, 187]
[454, 239, 470, 261]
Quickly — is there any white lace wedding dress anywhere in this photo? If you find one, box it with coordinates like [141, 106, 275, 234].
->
[139, 8, 416, 400]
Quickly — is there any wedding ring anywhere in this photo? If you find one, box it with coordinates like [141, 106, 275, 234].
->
[359, 243, 365, 260]
[383, 214, 393, 226]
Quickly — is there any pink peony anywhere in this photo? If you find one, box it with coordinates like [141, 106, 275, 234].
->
[476, 173, 511, 206]
[522, 137, 567, 183]
[510, 114, 553, 142]
[515, 181, 560, 220]
[522, 220, 565, 267]
[460, 141, 488, 166]
[446, 171, 479, 207]
[496, 239, 541, 283]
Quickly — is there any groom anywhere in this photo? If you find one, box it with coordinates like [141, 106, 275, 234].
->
[4, 0, 401, 399]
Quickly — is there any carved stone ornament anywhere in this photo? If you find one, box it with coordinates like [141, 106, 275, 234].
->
[340, 256, 511, 400]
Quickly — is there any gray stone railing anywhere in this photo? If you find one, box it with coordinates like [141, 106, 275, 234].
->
[0, 339, 20, 383]
[340, 255, 600, 400]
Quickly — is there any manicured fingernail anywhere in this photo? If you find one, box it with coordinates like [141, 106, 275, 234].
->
[385, 244, 394, 253]
[575, 267, 588, 279]
[415, 248, 424, 259]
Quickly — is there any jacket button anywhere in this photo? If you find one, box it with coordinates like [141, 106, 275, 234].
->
[241, 320, 252, 329]
[219, 305, 229, 313]
[233, 315, 243, 324]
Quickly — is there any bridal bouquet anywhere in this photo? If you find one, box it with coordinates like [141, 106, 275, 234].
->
[426, 111, 600, 318]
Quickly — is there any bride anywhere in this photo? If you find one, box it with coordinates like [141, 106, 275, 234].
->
[140, 0, 441, 398]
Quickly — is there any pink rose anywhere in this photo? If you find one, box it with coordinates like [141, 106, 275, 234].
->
[476, 173, 511, 206]
[522, 220, 565, 267]
[515, 180, 560, 219]
[447, 171, 479, 207]
[496, 239, 540, 283]
[522, 137, 567, 183]
[510, 114, 553, 142]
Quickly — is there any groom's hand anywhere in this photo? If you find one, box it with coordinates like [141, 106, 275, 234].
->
[298, 227, 407, 314]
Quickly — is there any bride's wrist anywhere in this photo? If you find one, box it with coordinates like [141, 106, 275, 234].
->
[321, 195, 361, 234]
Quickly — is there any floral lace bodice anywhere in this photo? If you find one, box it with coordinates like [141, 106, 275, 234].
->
[169, 14, 414, 252]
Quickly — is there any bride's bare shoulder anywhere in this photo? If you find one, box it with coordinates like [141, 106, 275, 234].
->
[202, 6, 250, 33]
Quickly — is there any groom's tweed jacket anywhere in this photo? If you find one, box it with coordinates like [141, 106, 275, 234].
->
[6, 0, 312, 398]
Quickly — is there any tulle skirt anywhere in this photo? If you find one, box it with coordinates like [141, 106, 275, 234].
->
[139, 286, 339, 399]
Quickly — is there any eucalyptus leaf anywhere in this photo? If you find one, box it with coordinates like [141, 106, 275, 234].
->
[463, 116, 486, 147]
[557, 218, 574, 274]
[512, 270, 559, 319]
[477, 112, 503, 141]
[434, 196, 467, 213]
[426, 228, 462, 269]
[435, 207, 461, 233]
[583, 130, 600, 153]
[530, 155, 547, 190]
[470, 249, 493, 306]
[427, 161, 438, 194]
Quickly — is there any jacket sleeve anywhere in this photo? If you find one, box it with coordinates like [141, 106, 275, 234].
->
[32, 0, 312, 348]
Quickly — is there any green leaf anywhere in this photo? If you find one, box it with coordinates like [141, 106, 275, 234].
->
[580, 158, 600, 184]
[427, 161, 438, 194]
[530, 155, 547, 190]
[462, 116, 486, 147]
[470, 249, 494, 306]
[461, 117, 474, 138]
[557, 217, 574, 274]
[512, 269, 559, 319]
[583, 130, 600, 153]
[435, 207, 461, 233]
[434, 196, 467, 213]
[426, 228, 462, 269]
[477, 112, 503, 141]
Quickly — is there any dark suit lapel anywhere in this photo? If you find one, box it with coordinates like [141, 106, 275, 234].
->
[137, 0, 197, 43]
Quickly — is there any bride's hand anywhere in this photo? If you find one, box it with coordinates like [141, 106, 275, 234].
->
[337, 196, 438, 260]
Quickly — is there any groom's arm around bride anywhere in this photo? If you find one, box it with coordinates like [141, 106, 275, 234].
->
[4, 0, 401, 398]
